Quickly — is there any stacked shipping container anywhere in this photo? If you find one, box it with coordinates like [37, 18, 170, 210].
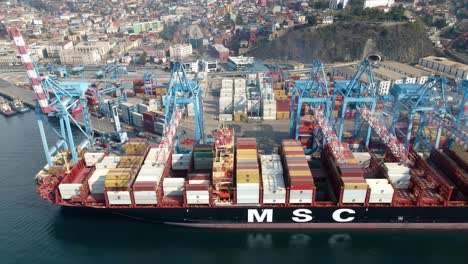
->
[219, 78, 234, 121]
[193, 144, 213, 170]
[260, 154, 286, 204]
[233, 78, 247, 121]
[281, 140, 315, 204]
[236, 138, 261, 204]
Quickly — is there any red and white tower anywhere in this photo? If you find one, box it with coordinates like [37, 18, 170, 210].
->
[8, 27, 54, 113]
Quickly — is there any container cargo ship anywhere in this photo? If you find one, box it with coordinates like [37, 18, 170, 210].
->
[35, 126, 468, 229]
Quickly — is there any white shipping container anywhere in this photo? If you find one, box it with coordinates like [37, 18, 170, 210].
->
[84, 152, 105, 166]
[219, 114, 233, 121]
[107, 191, 132, 205]
[132, 112, 144, 127]
[133, 191, 158, 204]
[384, 163, 410, 174]
[263, 198, 286, 204]
[289, 190, 314, 204]
[186, 197, 210, 204]
[58, 183, 82, 199]
[138, 103, 149, 113]
[366, 179, 389, 185]
[342, 189, 368, 203]
[163, 178, 185, 187]
[352, 152, 372, 168]
[369, 184, 394, 195]
[95, 162, 117, 170]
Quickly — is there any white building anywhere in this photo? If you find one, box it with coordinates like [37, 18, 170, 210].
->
[46, 41, 74, 58]
[59, 49, 101, 65]
[419, 56, 468, 80]
[227, 56, 254, 71]
[330, 0, 394, 9]
[322, 16, 334, 24]
[202, 60, 218, 72]
[379, 61, 430, 85]
[74, 41, 111, 58]
[169, 44, 192, 59]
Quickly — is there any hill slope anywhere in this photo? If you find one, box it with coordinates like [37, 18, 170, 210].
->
[249, 22, 434, 63]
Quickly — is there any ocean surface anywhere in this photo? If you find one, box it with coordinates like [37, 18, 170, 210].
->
[1, 111, 468, 264]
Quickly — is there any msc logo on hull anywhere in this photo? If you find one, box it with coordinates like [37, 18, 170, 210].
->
[247, 209, 356, 223]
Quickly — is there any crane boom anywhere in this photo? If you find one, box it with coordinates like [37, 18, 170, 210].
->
[311, 106, 347, 163]
[8, 27, 54, 114]
[356, 105, 409, 164]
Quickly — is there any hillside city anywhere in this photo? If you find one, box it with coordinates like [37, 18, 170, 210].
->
[0, 0, 466, 71]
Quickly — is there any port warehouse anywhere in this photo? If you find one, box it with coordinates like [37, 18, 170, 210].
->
[52, 127, 468, 208]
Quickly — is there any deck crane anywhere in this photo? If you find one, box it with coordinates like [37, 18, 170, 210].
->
[9, 28, 93, 167]
[164, 62, 205, 146]
[289, 61, 350, 162]
[390, 77, 468, 152]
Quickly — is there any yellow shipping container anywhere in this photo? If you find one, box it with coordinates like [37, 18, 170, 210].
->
[276, 112, 290, 119]
[283, 154, 304, 158]
[289, 171, 312, 177]
[105, 179, 130, 188]
[237, 169, 260, 178]
[237, 175, 260, 184]
[237, 149, 257, 155]
[283, 146, 304, 151]
[343, 182, 368, 190]
[107, 168, 132, 175]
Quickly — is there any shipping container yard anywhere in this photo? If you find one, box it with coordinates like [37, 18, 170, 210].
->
[7, 27, 468, 229]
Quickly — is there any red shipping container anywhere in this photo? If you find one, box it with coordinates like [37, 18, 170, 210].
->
[132, 182, 158, 191]
[185, 183, 210, 191]
[188, 173, 210, 180]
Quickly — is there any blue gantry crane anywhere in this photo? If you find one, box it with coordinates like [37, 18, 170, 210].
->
[10, 27, 93, 167]
[390, 77, 468, 151]
[164, 62, 205, 144]
[96, 83, 128, 118]
[289, 61, 331, 151]
[332, 57, 378, 148]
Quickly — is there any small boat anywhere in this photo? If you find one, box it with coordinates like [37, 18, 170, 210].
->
[10, 98, 30, 113]
[0, 99, 17, 117]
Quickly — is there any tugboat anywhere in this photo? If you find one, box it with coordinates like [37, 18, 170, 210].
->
[0, 99, 17, 117]
[10, 98, 30, 113]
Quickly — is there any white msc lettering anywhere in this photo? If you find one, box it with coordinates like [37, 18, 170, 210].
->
[248, 209, 273, 223]
[332, 209, 355, 222]
[291, 209, 313, 222]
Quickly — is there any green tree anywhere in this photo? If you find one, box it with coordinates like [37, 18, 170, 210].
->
[433, 19, 447, 29]
[307, 15, 317, 26]
[348, 0, 365, 16]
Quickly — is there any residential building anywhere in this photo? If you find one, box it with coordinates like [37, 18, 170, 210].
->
[169, 44, 193, 59]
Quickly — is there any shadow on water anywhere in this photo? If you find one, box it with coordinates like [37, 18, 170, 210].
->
[50, 208, 468, 264]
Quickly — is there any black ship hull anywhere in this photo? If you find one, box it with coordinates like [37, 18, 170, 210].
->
[63, 206, 468, 229]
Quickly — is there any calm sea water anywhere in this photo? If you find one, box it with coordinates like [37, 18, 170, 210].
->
[1, 111, 468, 264]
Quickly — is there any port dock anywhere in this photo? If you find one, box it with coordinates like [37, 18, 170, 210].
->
[0, 79, 115, 134]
